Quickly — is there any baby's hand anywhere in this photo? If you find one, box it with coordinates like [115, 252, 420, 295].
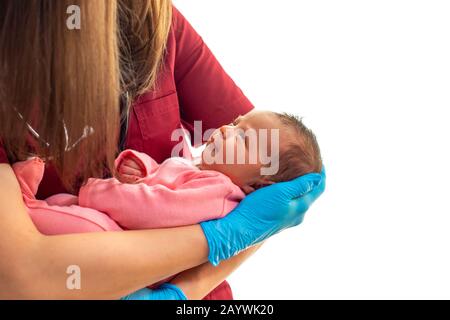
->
[116, 158, 146, 184]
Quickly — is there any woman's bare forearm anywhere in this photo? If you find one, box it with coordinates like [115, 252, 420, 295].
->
[0, 164, 208, 299]
[171, 244, 263, 300]
[34, 226, 208, 299]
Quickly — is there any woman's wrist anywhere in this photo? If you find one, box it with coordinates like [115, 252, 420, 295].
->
[170, 264, 206, 300]
[171, 244, 262, 300]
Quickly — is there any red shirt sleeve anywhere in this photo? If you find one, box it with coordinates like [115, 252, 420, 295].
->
[172, 7, 254, 145]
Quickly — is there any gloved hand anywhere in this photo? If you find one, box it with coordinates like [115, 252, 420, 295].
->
[201, 168, 326, 266]
[121, 283, 187, 300]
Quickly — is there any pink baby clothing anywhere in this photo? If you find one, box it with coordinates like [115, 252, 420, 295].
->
[78, 149, 245, 230]
[12, 150, 245, 236]
[12, 158, 123, 235]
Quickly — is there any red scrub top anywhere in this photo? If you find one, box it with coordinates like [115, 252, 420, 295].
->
[0, 6, 254, 300]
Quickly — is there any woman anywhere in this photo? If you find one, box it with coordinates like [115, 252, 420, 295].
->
[0, 0, 325, 299]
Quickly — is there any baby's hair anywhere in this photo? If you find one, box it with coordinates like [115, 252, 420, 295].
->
[269, 112, 323, 182]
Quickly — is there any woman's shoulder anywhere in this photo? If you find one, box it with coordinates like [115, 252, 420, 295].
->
[171, 6, 193, 35]
[170, 5, 204, 59]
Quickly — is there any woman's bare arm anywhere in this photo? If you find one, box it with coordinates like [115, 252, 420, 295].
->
[171, 244, 263, 300]
[0, 164, 209, 299]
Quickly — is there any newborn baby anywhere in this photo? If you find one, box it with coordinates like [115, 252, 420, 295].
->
[13, 109, 321, 233]
[77, 110, 323, 230]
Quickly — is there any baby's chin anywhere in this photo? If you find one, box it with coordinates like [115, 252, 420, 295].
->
[197, 151, 213, 171]
[198, 155, 218, 172]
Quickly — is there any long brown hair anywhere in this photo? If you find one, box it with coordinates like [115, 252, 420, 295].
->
[0, 0, 172, 192]
[119, 0, 172, 99]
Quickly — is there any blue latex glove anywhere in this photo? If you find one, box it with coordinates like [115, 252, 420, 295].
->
[201, 168, 326, 266]
[121, 283, 187, 300]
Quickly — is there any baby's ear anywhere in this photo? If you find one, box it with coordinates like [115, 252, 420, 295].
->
[242, 184, 256, 194]
[244, 178, 275, 194]
[258, 176, 276, 186]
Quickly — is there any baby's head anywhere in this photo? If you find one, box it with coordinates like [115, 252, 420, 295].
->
[200, 110, 322, 194]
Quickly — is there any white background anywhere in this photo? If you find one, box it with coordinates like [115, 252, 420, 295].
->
[173, 0, 450, 299]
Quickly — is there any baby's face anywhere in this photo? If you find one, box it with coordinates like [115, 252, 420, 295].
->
[200, 110, 291, 193]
